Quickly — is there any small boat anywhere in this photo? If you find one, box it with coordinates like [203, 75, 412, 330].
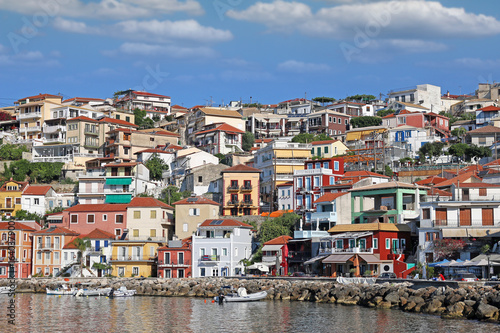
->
[46, 284, 77, 295]
[0, 286, 11, 294]
[74, 287, 112, 297]
[113, 286, 136, 297]
[215, 287, 267, 303]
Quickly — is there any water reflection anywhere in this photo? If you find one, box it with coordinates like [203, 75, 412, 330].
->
[0, 294, 498, 333]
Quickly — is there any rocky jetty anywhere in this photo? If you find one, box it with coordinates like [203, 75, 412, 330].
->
[5, 278, 500, 323]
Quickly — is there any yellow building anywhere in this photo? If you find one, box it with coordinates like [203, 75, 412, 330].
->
[15, 93, 62, 142]
[0, 180, 29, 217]
[109, 240, 162, 277]
[221, 164, 261, 217]
[311, 140, 349, 158]
[172, 196, 220, 239]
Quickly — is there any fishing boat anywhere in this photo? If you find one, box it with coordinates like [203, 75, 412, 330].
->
[74, 287, 112, 297]
[113, 286, 136, 297]
[0, 286, 11, 294]
[215, 287, 267, 303]
[46, 284, 77, 295]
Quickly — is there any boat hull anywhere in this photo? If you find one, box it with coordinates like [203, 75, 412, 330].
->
[46, 288, 76, 295]
[216, 291, 268, 303]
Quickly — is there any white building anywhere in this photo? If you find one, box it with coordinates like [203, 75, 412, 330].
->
[115, 90, 171, 115]
[388, 84, 442, 113]
[170, 148, 220, 186]
[387, 125, 442, 158]
[22, 185, 57, 216]
[275, 98, 316, 115]
[191, 219, 253, 277]
[277, 182, 293, 211]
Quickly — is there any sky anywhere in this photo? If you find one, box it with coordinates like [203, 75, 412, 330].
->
[1, 0, 500, 108]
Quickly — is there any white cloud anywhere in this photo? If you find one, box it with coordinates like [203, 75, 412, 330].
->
[0, 0, 204, 19]
[115, 42, 217, 58]
[228, 1, 500, 39]
[53, 17, 100, 34]
[277, 60, 331, 73]
[0, 45, 59, 66]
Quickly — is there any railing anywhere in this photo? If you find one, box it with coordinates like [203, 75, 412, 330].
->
[399, 163, 468, 172]
[43, 125, 66, 133]
[287, 251, 311, 262]
[240, 184, 252, 191]
[310, 211, 337, 222]
[19, 112, 42, 119]
[86, 247, 103, 255]
[200, 255, 220, 262]
[227, 185, 239, 191]
[76, 170, 106, 178]
[127, 236, 166, 242]
[422, 219, 498, 228]
[319, 247, 373, 254]
[0, 204, 14, 209]
[104, 189, 132, 194]
[38, 243, 54, 250]
[22, 126, 41, 132]
[295, 168, 333, 176]
[227, 200, 239, 206]
[110, 256, 156, 261]
[33, 156, 71, 163]
[43, 137, 65, 143]
[240, 199, 253, 206]
[74, 153, 102, 158]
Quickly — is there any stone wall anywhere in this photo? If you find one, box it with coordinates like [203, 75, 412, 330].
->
[5, 277, 500, 323]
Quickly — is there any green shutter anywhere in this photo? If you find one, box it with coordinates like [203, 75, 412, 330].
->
[105, 178, 132, 185]
[105, 194, 132, 204]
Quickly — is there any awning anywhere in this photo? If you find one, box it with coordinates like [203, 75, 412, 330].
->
[105, 178, 132, 185]
[46, 215, 63, 221]
[441, 228, 500, 238]
[358, 254, 384, 264]
[304, 255, 328, 265]
[322, 254, 354, 263]
[105, 194, 132, 204]
[262, 245, 283, 252]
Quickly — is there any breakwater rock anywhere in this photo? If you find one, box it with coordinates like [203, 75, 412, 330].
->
[5, 278, 500, 323]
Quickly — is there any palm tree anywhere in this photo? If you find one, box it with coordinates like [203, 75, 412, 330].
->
[72, 237, 91, 277]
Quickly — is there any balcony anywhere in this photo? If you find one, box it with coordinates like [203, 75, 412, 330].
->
[310, 211, 337, 222]
[0, 240, 11, 247]
[227, 185, 240, 192]
[240, 199, 253, 206]
[318, 247, 373, 255]
[86, 247, 103, 256]
[158, 260, 190, 268]
[33, 156, 70, 163]
[240, 184, 252, 192]
[19, 112, 42, 119]
[420, 219, 497, 228]
[295, 168, 333, 176]
[294, 230, 330, 238]
[43, 124, 66, 133]
[22, 126, 41, 132]
[38, 243, 55, 251]
[0, 204, 14, 210]
[84, 130, 99, 136]
[200, 255, 220, 262]
[76, 170, 106, 178]
[287, 251, 310, 262]
[109, 256, 156, 262]
[226, 200, 239, 206]
[43, 137, 66, 144]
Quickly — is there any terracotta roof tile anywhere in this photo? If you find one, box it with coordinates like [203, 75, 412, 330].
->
[128, 197, 173, 209]
[468, 125, 500, 134]
[195, 123, 244, 135]
[173, 196, 220, 206]
[22, 185, 53, 196]
[199, 219, 253, 228]
[314, 192, 348, 204]
[435, 172, 482, 188]
[84, 228, 115, 239]
[0, 222, 37, 231]
[328, 222, 411, 233]
[33, 226, 79, 235]
[99, 117, 138, 128]
[263, 235, 292, 245]
[222, 164, 261, 173]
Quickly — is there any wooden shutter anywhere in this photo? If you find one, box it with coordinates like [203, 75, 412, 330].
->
[482, 208, 494, 226]
[435, 209, 447, 226]
[460, 208, 471, 226]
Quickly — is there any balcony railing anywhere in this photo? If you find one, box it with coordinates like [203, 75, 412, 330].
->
[200, 255, 220, 262]
[421, 219, 497, 228]
[0, 204, 14, 210]
[43, 137, 66, 144]
[240, 184, 252, 191]
[86, 247, 103, 255]
[240, 199, 253, 206]
[19, 112, 42, 119]
[227, 185, 239, 192]
[33, 156, 70, 163]
[227, 200, 239, 206]
[109, 256, 156, 262]
[22, 126, 41, 132]
[310, 211, 337, 222]
[38, 243, 55, 251]
[319, 247, 373, 255]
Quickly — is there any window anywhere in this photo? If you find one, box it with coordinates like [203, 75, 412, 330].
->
[134, 211, 141, 219]
[323, 162, 328, 169]
[54, 252, 60, 261]
[70, 215, 78, 224]
[178, 252, 184, 265]
[45, 252, 50, 260]
[87, 214, 95, 223]
[373, 238, 378, 249]
[37, 252, 42, 260]
[115, 214, 124, 223]
[330, 176, 335, 185]
[334, 161, 339, 171]
[64, 252, 68, 261]
[150, 229, 156, 237]
[183, 223, 188, 232]
[133, 229, 139, 237]
[422, 208, 430, 220]
[313, 176, 320, 187]
[189, 208, 200, 216]
[336, 240, 343, 249]
[103, 214, 107, 221]
[150, 210, 157, 219]
[315, 162, 321, 169]
[200, 268, 206, 277]
[297, 178, 303, 188]
[132, 267, 139, 276]
[164, 252, 171, 264]
[332, 117, 336, 123]
[178, 269, 184, 278]
[479, 188, 487, 196]
[385, 239, 390, 249]
[34, 198, 39, 205]
[222, 248, 228, 256]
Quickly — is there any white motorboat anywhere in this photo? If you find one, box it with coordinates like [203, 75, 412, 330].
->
[46, 284, 77, 295]
[0, 286, 11, 294]
[113, 286, 136, 297]
[74, 287, 112, 297]
[215, 287, 267, 303]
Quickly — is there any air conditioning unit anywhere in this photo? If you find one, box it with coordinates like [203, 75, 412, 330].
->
[381, 263, 394, 273]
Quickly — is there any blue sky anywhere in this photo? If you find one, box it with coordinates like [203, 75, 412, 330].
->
[0, 0, 500, 108]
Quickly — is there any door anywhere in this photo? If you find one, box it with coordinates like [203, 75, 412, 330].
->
[482, 208, 494, 226]
[6, 198, 11, 209]
[95, 240, 100, 251]
[392, 239, 399, 253]
[305, 177, 311, 191]
[435, 208, 447, 226]
[462, 189, 469, 201]
[358, 239, 366, 250]
[460, 208, 471, 226]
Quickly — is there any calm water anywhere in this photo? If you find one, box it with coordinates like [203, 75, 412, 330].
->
[1, 293, 499, 333]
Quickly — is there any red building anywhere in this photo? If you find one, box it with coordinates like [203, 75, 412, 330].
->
[0, 222, 40, 278]
[261, 235, 291, 276]
[307, 110, 352, 139]
[294, 157, 344, 218]
[384, 110, 450, 137]
[321, 222, 414, 278]
[157, 237, 192, 278]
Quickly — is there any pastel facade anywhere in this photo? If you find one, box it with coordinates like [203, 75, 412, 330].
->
[310, 140, 349, 158]
[0, 180, 29, 217]
[126, 197, 174, 242]
[157, 238, 192, 278]
[173, 196, 220, 240]
[109, 240, 161, 277]
[0, 222, 40, 278]
[221, 164, 261, 217]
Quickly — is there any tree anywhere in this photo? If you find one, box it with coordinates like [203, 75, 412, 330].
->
[145, 153, 169, 181]
[345, 94, 376, 102]
[448, 143, 468, 162]
[312, 97, 336, 106]
[377, 109, 396, 118]
[350, 116, 382, 128]
[258, 213, 299, 244]
[242, 132, 255, 151]
[451, 128, 467, 142]
[15, 210, 43, 223]
[133, 108, 154, 129]
[162, 186, 191, 205]
[418, 142, 444, 164]
[433, 239, 466, 261]
[291, 133, 332, 143]
[384, 165, 393, 177]
[71, 237, 92, 277]
[465, 144, 491, 162]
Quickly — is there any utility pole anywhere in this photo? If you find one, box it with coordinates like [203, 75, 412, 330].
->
[372, 131, 377, 173]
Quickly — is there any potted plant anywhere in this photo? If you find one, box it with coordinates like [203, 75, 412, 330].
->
[349, 268, 356, 277]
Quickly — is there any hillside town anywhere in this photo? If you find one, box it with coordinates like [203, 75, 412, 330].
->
[2, 83, 500, 281]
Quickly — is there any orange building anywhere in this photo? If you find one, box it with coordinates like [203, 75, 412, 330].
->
[32, 226, 79, 277]
[0, 221, 40, 278]
[221, 164, 261, 216]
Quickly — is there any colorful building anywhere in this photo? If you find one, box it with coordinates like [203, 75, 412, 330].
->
[157, 238, 192, 278]
[0, 221, 40, 278]
[261, 235, 291, 276]
[109, 239, 161, 277]
[0, 180, 29, 217]
[221, 164, 261, 216]
[310, 140, 349, 158]
[172, 196, 220, 240]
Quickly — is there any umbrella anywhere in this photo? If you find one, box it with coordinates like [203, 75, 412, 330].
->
[437, 260, 456, 267]
[428, 259, 449, 267]
[470, 259, 489, 266]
